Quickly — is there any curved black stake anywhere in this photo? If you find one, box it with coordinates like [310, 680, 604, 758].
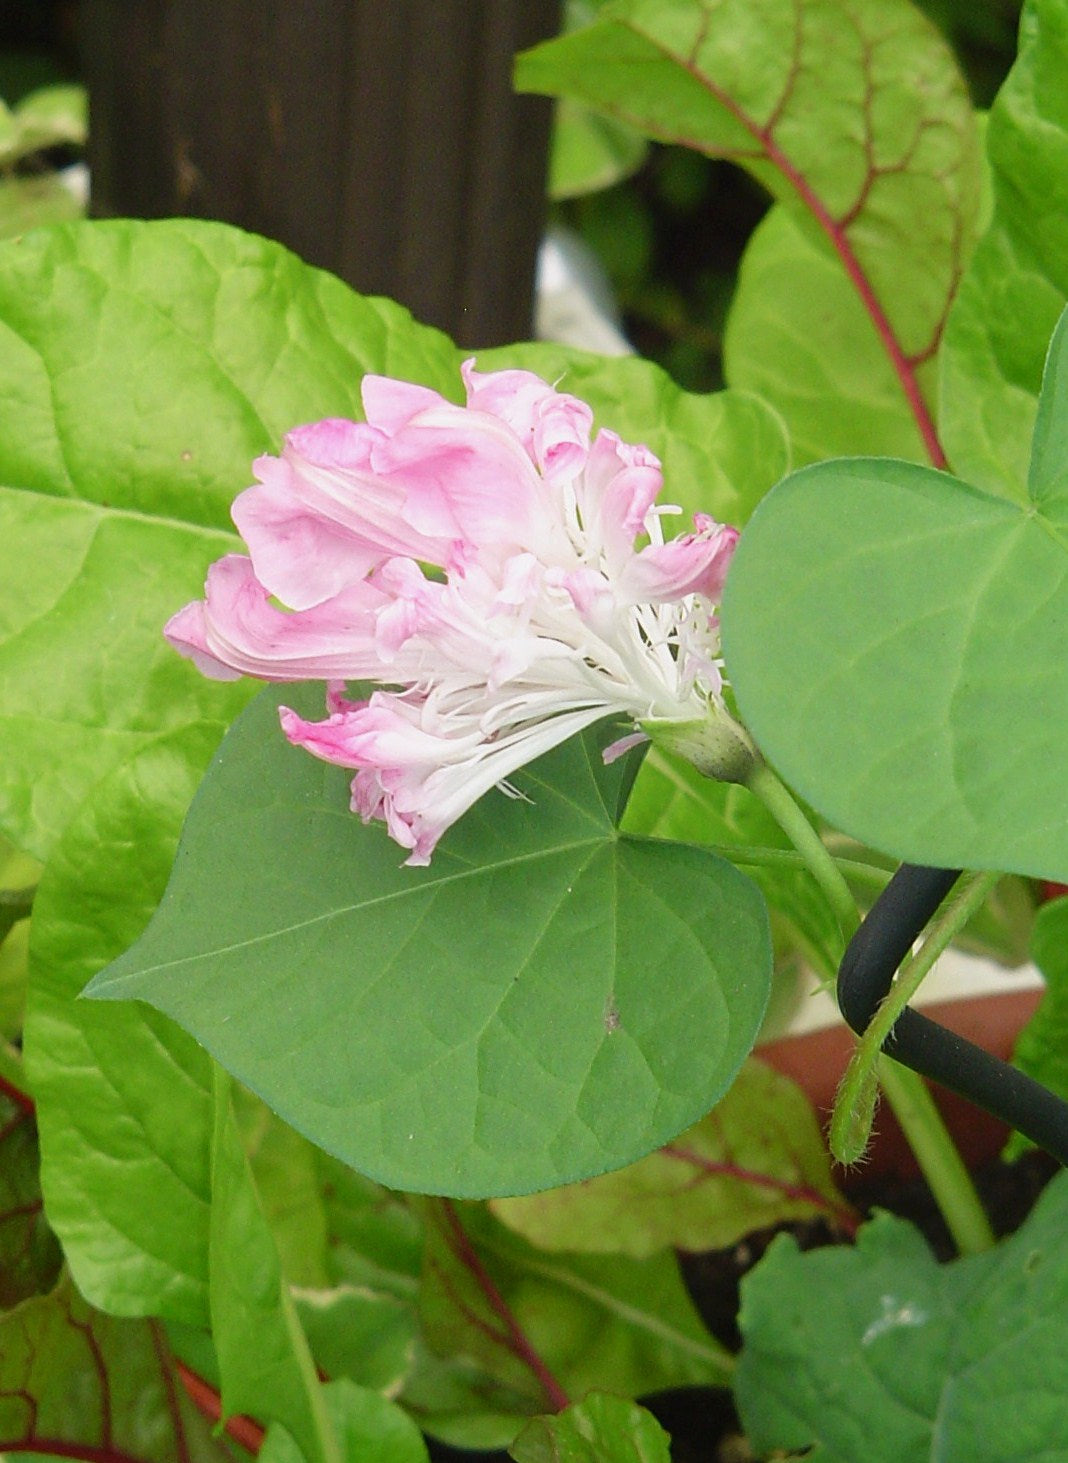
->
[837, 863, 1068, 1166]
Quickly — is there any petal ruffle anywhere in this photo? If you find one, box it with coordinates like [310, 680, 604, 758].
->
[165, 555, 388, 681]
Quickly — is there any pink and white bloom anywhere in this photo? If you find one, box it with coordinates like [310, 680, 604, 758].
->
[167, 360, 740, 865]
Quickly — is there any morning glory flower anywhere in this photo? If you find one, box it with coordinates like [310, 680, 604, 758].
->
[166, 361, 741, 865]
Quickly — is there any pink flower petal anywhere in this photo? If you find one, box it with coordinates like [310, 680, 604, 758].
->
[460, 359, 593, 482]
[166, 360, 743, 865]
[164, 600, 244, 681]
[165, 555, 387, 681]
[617, 522, 738, 604]
[361, 375, 451, 432]
[235, 419, 453, 610]
[368, 406, 547, 553]
[577, 430, 663, 568]
[232, 474, 383, 610]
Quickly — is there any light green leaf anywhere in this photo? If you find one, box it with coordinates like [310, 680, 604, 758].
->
[87, 685, 772, 1197]
[735, 1171, 1068, 1462]
[725, 205, 932, 464]
[261, 1379, 428, 1463]
[511, 1394, 671, 1463]
[722, 307, 1068, 879]
[23, 729, 217, 1325]
[518, 0, 981, 465]
[473, 341, 790, 525]
[0, 216, 456, 858]
[550, 100, 647, 200]
[0, 1271, 232, 1463]
[941, 0, 1068, 498]
[210, 1068, 339, 1463]
[11, 83, 87, 156]
[234, 1086, 331, 1289]
[491, 1059, 853, 1257]
[419, 1199, 731, 1416]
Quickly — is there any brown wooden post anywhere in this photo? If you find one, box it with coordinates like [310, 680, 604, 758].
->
[80, 0, 562, 347]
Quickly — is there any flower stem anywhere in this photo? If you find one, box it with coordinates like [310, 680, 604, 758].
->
[875, 1057, 995, 1253]
[743, 757, 994, 1254]
[745, 760, 859, 947]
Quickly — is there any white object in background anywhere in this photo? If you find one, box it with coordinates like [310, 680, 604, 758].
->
[535, 226, 633, 356]
[58, 162, 89, 207]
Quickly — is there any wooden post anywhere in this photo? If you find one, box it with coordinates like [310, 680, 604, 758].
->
[80, 0, 561, 346]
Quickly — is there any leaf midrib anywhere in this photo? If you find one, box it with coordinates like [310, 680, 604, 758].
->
[0, 479, 242, 543]
[94, 832, 626, 986]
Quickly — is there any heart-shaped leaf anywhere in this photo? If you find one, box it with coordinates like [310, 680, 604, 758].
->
[722, 308, 1068, 880]
[86, 685, 771, 1197]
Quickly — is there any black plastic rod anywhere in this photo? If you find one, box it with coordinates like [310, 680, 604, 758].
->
[837, 863, 1068, 1166]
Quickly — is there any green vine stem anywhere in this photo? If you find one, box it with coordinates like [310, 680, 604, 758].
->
[743, 756, 996, 1255]
[834, 870, 1003, 1135]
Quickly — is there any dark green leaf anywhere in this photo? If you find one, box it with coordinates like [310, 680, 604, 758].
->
[87, 685, 771, 1197]
[735, 1171, 1068, 1461]
[623, 749, 841, 976]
